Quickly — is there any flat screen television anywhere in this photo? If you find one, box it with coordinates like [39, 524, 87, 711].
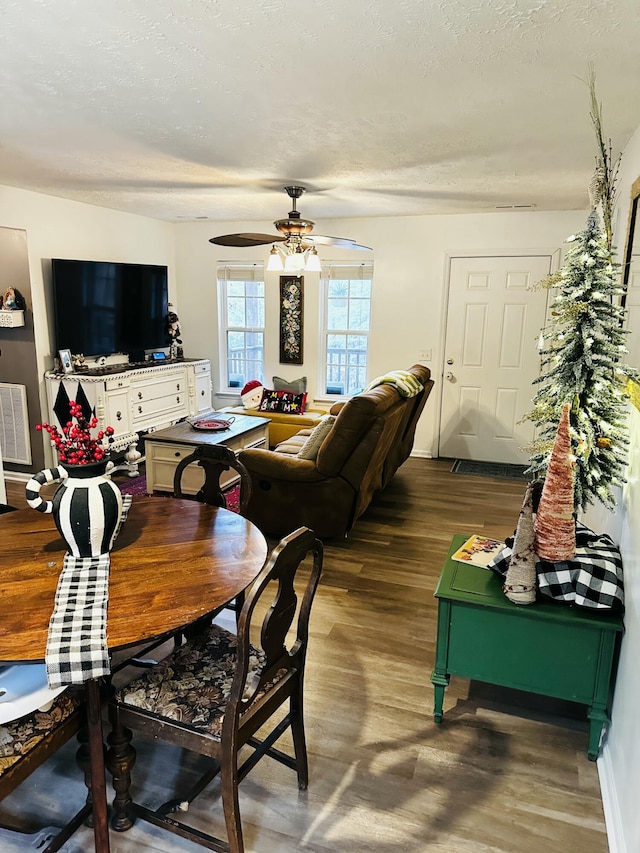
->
[51, 259, 169, 358]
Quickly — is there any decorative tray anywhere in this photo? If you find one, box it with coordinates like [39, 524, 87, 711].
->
[188, 417, 235, 432]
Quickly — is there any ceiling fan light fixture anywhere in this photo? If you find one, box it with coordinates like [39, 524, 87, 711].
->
[284, 250, 306, 273]
[211, 184, 372, 262]
[266, 245, 284, 271]
[305, 246, 322, 272]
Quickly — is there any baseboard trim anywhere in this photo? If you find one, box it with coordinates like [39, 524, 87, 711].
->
[598, 746, 626, 853]
[409, 450, 433, 459]
[5, 471, 30, 484]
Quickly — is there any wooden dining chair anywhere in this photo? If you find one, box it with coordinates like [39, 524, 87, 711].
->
[107, 526, 324, 853]
[173, 443, 253, 514]
[0, 667, 92, 853]
[174, 443, 255, 622]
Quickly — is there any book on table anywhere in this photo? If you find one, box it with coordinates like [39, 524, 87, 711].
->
[451, 535, 504, 569]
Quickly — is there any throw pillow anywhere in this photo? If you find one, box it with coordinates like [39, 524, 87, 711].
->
[240, 380, 264, 409]
[273, 375, 307, 394]
[258, 388, 307, 414]
[297, 415, 336, 461]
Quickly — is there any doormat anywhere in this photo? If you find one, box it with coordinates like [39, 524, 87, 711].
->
[451, 459, 530, 480]
[118, 476, 241, 513]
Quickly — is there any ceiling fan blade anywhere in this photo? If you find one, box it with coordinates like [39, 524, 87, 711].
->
[304, 234, 372, 250]
[209, 233, 286, 247]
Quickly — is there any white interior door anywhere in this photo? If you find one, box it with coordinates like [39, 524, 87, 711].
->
[439, 255, 552, 464]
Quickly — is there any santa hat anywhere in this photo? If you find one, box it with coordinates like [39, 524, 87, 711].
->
[241, 380, 263, 409]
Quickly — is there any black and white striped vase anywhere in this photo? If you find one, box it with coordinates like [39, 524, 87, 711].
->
[26, 460, 123, 558]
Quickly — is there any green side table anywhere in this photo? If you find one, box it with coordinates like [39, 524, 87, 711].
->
[431, 535, 624, 760]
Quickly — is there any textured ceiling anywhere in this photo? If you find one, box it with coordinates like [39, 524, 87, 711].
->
[2, 0, 640, 223]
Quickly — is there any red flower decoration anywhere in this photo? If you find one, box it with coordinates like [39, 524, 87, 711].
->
[36, 401, 115, 465]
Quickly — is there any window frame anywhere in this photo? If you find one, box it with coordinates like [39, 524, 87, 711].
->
[319, 262, 373, 400]
[216, 263, 266, 394]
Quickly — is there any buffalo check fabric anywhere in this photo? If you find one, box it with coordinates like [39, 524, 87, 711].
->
[487, 522, 624, 612]
[45, 495, 133, 688]
[536, 524, 624, 611]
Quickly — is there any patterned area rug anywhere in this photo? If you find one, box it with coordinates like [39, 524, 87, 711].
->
[451, 459, 530, 480]
[117, 474, 147, 496]
[117, 475, 241, 513]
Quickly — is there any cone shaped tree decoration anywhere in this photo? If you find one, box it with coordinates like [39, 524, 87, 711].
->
[535, 403, 576, 561]
[504, 482, 537, 605]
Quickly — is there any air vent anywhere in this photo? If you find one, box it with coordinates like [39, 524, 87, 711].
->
[0, 383, 32, 464]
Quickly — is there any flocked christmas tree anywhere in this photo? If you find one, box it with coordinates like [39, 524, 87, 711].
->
[524, 71, 633, 512]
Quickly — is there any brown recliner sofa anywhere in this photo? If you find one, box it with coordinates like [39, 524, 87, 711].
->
[238, 365, 434, 538]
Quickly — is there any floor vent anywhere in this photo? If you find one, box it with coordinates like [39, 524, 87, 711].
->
[0, 383, 32, 465]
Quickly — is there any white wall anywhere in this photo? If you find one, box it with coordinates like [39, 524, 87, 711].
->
[175, 209, 586, 456]
[0, 184, 586, 459]
[583, 122, 640, 853]
[0, 185, 176, 438]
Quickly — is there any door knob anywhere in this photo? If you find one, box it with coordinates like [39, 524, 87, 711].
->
[445, 371, 454, 381]
[447, 358, 454, 365]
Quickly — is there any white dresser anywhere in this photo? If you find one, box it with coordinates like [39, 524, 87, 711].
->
[44, 359, 211, 472]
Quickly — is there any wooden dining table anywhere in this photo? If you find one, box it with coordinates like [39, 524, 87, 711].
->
[0, 496, 268, 853]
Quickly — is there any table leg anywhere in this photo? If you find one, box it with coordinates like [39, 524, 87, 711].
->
[431, 672, 450, 723]
[587, 705, 608, 762]
[87, 678, 110, 852]
[432, 599, 451, 723]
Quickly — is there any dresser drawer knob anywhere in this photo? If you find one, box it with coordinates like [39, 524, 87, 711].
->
[116, 411, 122, 420]
[138, 391, 143, 399]
[175, 451, 181, 458]
[138, 406, 142, 413]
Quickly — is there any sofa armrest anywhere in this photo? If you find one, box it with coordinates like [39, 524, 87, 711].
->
[239, 448, 329, 483]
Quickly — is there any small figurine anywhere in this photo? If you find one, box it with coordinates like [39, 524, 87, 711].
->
[166, 311, 182, 345]
[2, 287, 26, 311]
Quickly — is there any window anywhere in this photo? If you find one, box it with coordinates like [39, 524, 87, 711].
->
[217, 263, 265, 390]
[321, 263, 373, 397]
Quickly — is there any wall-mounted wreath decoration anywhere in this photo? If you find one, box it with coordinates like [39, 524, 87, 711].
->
[279, 275, 304, 365]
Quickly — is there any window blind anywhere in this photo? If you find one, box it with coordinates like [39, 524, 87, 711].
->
[217, 262, 264, 282]
[321, 262, 373, 280]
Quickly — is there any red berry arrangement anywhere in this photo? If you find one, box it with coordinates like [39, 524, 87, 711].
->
[36, 401, 115, 465]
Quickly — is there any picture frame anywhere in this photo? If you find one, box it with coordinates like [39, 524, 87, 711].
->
[279, 275, 304, 365]
[58, 348, 73, 373]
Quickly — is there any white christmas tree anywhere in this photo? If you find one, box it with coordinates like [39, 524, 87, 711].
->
[525, 71, 634, 512]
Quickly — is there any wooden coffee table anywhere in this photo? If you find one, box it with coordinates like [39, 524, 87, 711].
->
[144, 413, 270, 494]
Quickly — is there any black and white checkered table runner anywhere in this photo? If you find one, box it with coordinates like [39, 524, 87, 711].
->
[45, 494, 133, 688]
[488, 522, 624, 612]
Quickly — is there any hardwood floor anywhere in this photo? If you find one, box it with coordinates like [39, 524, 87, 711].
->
[0, 459, 608, 852]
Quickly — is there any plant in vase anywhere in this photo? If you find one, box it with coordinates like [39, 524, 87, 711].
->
[36, 400, 115, 464]
[27, 402, 123, 558]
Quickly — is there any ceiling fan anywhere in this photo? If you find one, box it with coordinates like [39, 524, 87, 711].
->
[208, 185, 371, 272]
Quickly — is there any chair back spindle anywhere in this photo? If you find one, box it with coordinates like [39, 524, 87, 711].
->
[173, 443, 252, 514]
[231, 528, 322, 715]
